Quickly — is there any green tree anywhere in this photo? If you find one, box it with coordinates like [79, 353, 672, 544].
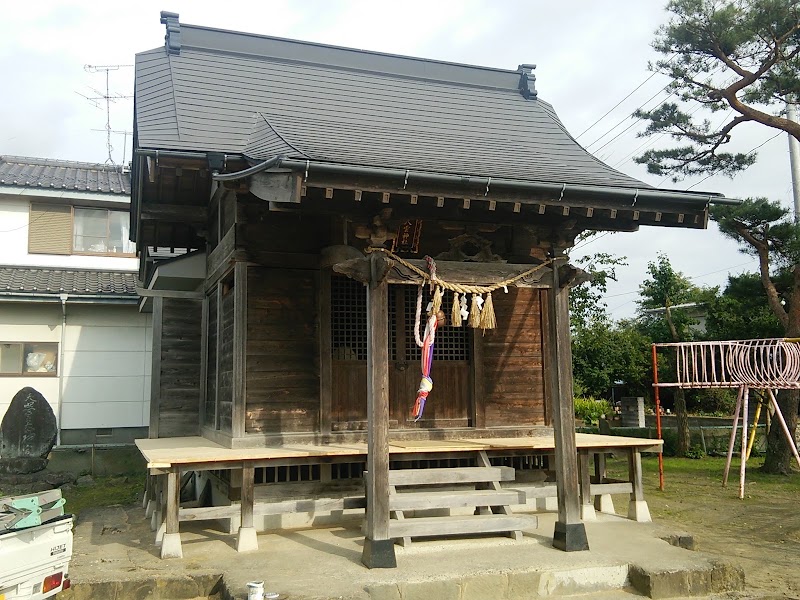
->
[638, 254, 704, 456]
[705, 272, 784, 340]
[634, 0, 800, 179]
[572, 319, 652, 399]
[569, 251, 627, 331]
[711, 198, 800, 474]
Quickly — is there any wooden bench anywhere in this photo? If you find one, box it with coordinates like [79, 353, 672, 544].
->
[372, 451, 538, 545]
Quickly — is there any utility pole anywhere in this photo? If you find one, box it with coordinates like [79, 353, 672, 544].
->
[787, 101, 800, 223]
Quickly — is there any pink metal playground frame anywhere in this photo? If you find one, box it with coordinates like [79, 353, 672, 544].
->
[652, 339, 800, 498]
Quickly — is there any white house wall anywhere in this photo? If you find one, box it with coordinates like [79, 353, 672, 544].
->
[0, 195, 137, 271]
[0, 303, 152, 439]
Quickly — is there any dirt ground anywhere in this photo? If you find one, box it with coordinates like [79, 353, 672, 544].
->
[622, 456, 800, 600]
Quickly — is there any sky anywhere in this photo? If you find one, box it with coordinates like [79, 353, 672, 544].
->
[0, 0, 795, 318]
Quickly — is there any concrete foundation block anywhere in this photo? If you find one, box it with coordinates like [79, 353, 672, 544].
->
[629, 560, 744, 599]
[628, 500, 652, 522]
[160, 532, 183, 559]
[365, 583, 401, 600]
[580, 503, 597, 521]
[236, 526, 259, 552]
[145, 499, 155, 519]
[594, 494, 616, 514]
[155, 521, 165, 546]
[553, 521, 589, 552]
[507, 571, 543, 600]
[461, 572, 508, 600]
[400, 579, 461, 600]
[535, 496, 558, 512]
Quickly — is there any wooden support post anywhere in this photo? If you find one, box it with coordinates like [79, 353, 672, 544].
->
[152, 475, 164, 534]
[546, 249, 588, 551]
[231, 262, 247, 439]
[236, 464, 258, 552]
[161, 470, 183, 558]
[627, 449, 651, 522]
[149, 296, 163, 439]
[319, 269, 333, 436]
[593, 453, 615, 514]
[578, 450, 596, 521]
[361, 252, 397, 569]
[145, 473, 156, 518]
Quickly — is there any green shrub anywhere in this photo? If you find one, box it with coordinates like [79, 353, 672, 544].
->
[574, 397, 613, 426]
[685, 444, 706, 459]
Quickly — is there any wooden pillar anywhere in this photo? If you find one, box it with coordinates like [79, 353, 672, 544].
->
[361, 253, 397, 569]
[593, 453, 615, 514]
[236, 464, 258, 551]
[232, 262, 247, 439]
[627, 448, 651, 522]
[149, 296, 163, 439]
[546, 251, 588, 551]
[578, 449, 596, 521]
[161, 469, 183, 558]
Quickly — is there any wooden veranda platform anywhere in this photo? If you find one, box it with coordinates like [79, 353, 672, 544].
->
[138, 433, 661, 558]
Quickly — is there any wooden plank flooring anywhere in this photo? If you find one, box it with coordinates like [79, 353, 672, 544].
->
[136, 433, 663, 469]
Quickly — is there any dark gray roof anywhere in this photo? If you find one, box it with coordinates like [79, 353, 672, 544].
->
[0, 266, 137, 297]
[134, 21, 651, 190]
[0, 156, 131, 195]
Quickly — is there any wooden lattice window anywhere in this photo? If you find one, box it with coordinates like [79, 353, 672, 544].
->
[332, 277, 468, 362]
[401, 286, 469, 362]
[331, 276, 367, 361]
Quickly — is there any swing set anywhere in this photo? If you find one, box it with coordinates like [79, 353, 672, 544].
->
[652, 339, 800, 498]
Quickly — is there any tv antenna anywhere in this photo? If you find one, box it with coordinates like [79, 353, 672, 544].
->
[77, 64, 133, 165]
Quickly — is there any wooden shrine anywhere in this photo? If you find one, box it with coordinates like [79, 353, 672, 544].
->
[132, 13, 734, 565]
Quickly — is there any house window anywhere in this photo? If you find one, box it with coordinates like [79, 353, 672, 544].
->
[29, 203, 135, 256]
[0, 342, 58, 376]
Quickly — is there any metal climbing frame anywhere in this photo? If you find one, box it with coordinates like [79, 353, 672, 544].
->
[652, 339, 800, 498]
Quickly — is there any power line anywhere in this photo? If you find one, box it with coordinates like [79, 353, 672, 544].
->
[684, 131, 783, 191]
[601, 258, 760, 302]
[575, 71, 663, 141]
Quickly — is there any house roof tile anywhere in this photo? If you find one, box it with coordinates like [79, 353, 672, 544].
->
[0, 156, 131, 195]
[0, 266, 137, 297]
[134, 22, 649, 190]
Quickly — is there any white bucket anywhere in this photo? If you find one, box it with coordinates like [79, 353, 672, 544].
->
[246, 581, 264, 600]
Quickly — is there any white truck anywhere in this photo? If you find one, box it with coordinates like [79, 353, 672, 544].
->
[0, 490, 73, 599]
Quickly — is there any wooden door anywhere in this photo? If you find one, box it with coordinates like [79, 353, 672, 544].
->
[331, 277, 471, 431]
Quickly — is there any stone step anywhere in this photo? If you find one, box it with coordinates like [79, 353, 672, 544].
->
[388, 513, 537, 539]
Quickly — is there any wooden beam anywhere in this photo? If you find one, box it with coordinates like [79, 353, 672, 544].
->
[333, 256, 553, 288]
[361, 252, 396, 569]
[547, 252, 588, 552]
[471, 330, 485, 429]
[149, 296, 163, 439]
[249, 171, 302, 204]
[140, 204, 208, 222]
[136, 287, 204, 300]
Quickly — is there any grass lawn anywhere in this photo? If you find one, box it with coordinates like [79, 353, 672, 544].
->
[63, 474, 145, 516]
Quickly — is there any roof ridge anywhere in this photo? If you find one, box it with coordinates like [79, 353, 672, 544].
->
[0, 155, 125, 172]
[179, 23, 522, 77]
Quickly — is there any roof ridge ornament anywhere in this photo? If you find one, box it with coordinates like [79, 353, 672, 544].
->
[160, 11, 181, 55]
[517, 64, 537, 100]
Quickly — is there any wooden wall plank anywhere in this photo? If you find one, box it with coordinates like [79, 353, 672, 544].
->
[481, 288, 546, 427]
[155, 298, 203, 438]
[245, 267, 320, 433]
